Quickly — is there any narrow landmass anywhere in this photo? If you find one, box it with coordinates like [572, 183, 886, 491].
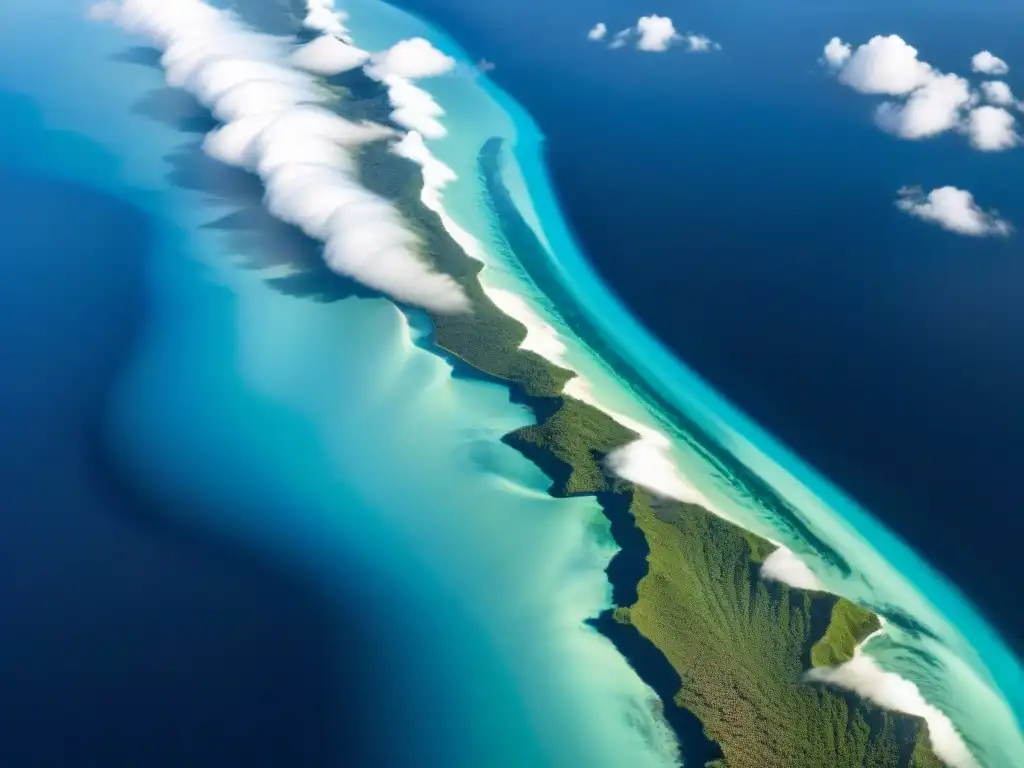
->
[342, 68, 944, 767]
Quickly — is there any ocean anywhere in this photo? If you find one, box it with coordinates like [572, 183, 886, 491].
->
[0, 0, 1021, 766]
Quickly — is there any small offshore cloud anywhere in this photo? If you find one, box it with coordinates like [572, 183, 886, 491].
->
[980, 80, 1016, 107]
[477, 58, 496, 73]
[365, 37, 456, 80]
[591, 16, 718, 53]
[291, 35, 369, 76]
[896, 186, 1011, 236]
[972, 50, 1009, 76]
[609, 28, 632, 50]
[822, 37, 851, 68]
[967, 105, 1021, 151]
[636, 14, 679, 52]
[96, 0, 469, 314]
[684, 34, 720, 53]
[761, 546, 824, 591]
[822, 35, 1019, 151]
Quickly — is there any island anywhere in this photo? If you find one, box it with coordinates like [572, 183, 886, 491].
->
[344, 69, 944, 767]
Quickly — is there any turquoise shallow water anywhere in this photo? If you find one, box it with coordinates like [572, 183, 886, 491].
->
[3, 0, 1022, 765]
[0, 2, 684, 766]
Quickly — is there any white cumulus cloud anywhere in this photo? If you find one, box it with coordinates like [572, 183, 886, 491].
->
[761, 546, 823, 591]
[822, 37, 851, 68]
[980, 80, 1016, 107]
[597, 16, 718, 54]
[291, 35, 369, 76]
[685, 34, 719, 53]
[896, 186, 1011, 236]
[828, 35, 935, 95]
[303, 0, 350, 40]
[362, 38, 457, 141]
[822, 34, 1022, 152]
[967, 105, 1020, 151]
[972, 50, 1009, 76]
[636, 14, 680, 52]
[379, 75, 447, 138]
[364, 37, 456, 80]
[874, 73, 973, 139]
[95, 0, 469, 314]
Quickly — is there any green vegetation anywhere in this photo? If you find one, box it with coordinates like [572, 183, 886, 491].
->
[811, 599, 882, 668]
[351, 128, 944, 767]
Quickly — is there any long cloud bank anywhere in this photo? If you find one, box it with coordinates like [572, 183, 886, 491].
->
[823, 35, 1019, 151]
[92, 0, 469, 314]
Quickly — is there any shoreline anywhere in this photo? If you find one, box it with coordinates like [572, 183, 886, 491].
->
[97, 0, 1002, 763]
[364, 99, 946, 762]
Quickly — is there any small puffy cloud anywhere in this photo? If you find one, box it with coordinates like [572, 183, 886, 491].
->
[636, 14, 680, 52]
[761, 547, 823, 591]
[476, 58, 496, 73]
[972, 50, 1009, 75]
[966, 105, 1020, 151]
[896, 186, 1011, 236]
[823, 37, 851, 67]
[291, 35, 369, 76]
[828, 35, 935, 95]
[598, 17, 718, 53]
[609, 28, 632, 50]
[875, 73, 973, 139]
[365, 37, 455, 80]
[980, 80, 1015, 106]
[685, 34, 720, 53]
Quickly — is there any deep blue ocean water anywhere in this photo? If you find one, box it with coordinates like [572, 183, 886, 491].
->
[385, 0, 1024, 650]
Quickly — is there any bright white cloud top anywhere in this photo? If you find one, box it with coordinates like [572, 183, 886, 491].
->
[291, 35, 369, 75]
[966, 105, 1020, 151]
[971, 50, 1009, 76]
[361, 37, 456, 140]
[302, 0, 350, 39]
[93, 0, 470, 314]
[364, 36, 456, 79]
[896, 186, 1011, 236]
[980, 80, 1016, 107]
[636, 14, 679, 52]
[824, 35, 934, 95]
[822, 35, 1019, 151]
[589, 15, 718, 54]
